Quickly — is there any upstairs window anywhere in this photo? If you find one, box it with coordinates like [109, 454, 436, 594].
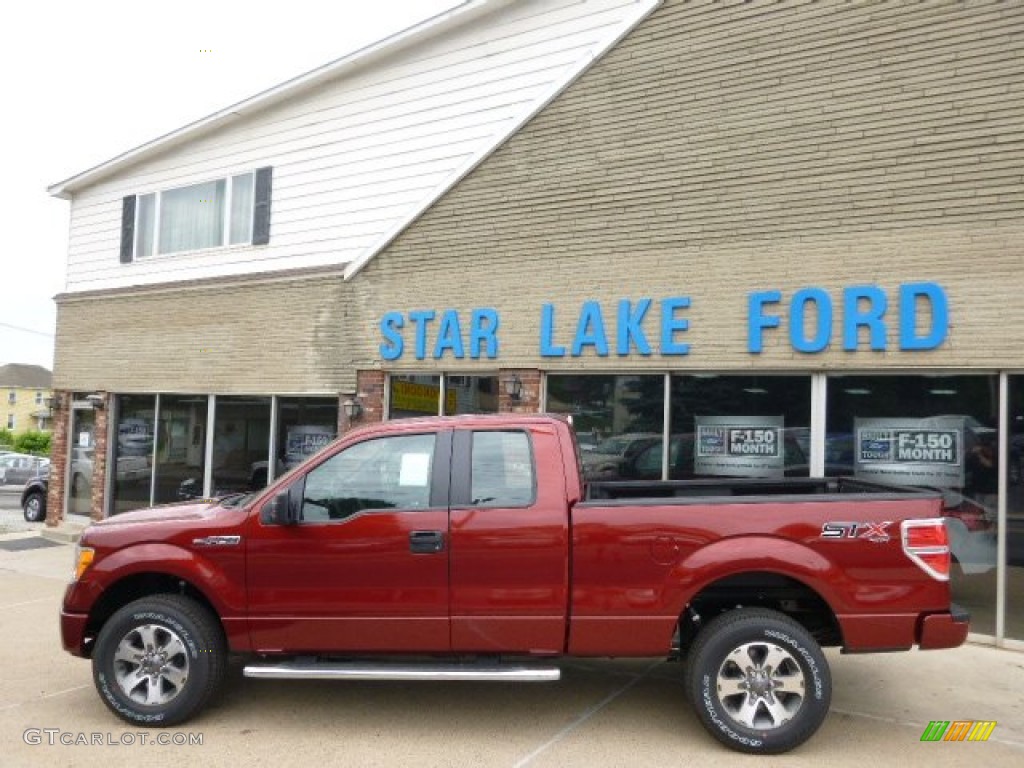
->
[34, 391, 42, 405]
[120, 166, 272, 263]
[7, 391, 15, 405]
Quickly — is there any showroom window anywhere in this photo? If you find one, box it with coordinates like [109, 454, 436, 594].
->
[826, 374, 999, 637]
[669, 375, 812, 481]
[547, 374, 665, 481]
[111, 395, 156, 515]
[271, 397, 339, 485]
[122, 167, 271, 262]
[1007, 376, 1024, 642]
[388, 374, 498, 419]
[153, 395, 209, 505]
[211, 396, 271, 496]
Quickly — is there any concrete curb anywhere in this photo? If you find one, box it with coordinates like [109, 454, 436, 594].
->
[41, 522, 87, 545]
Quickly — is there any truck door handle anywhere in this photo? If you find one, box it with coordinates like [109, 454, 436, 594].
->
[409, 530, 445, 554]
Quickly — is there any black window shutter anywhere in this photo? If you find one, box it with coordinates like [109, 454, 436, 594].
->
[119, 196, 136, 263]
[252, 166, 273, 245]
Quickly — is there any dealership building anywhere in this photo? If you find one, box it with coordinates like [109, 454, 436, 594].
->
[47, 0, 1023, 647]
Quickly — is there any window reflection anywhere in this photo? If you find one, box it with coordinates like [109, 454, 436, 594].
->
[68, 401, 96, 516]
[670, 376, 811, 481]
[1005, 377, 1024, 642]
[444, 375, 498, 415]
[211, 396, 271, 495]
[547, 375, 665, 481]
[112, 395, 155, 514]
[154, 395, 207, 504]
[272, 398, 339, 484]
[827, 374, 999, 636]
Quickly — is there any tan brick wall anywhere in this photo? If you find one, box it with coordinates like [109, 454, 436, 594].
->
[54, 270, 358, 393]
[352, 0, 1024, 373]
[53, 0, 1024, 390]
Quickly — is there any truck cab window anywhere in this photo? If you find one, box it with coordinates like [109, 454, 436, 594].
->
[301, 433, 435, 521]
[471, 431, 535, 507]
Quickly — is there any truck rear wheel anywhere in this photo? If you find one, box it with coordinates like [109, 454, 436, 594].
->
[92, 595, 225, 726]
[686, 608, 831, 754]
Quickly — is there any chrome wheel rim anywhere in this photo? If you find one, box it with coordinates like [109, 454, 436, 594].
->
[715, 641, 805, 730]
[113, 624, 190, 706]
[26, 497, 41, 518]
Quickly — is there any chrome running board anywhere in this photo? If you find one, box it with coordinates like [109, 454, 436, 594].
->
[244, 659, 561, 682]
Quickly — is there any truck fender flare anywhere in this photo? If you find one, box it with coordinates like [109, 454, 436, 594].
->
[87, 542, 244, 618]
[669, 535, 848, 614]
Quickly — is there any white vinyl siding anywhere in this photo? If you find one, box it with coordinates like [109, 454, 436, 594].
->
[61, 0, 655, 292]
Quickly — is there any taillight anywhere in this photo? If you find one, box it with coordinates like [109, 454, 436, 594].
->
[901, 519, 950, 581]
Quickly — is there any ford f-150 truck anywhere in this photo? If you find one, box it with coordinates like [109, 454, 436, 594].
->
[60, 414, 968, 754]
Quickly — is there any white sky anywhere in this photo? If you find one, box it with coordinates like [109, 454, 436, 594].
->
[0, 0, 462, 371]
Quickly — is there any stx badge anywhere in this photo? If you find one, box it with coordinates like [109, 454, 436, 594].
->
[821, 521, 893, 543]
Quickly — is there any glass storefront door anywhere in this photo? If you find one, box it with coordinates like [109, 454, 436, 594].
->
[68, 402, 96, 517]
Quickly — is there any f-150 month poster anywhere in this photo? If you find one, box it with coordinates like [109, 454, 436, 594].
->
[854, 416, 965, 487]
[694, 415, 785, 478]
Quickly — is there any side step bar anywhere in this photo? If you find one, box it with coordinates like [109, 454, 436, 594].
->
[243, 660, 561, 682]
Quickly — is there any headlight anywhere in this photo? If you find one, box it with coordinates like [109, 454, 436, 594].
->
[73, 544, 94, 581]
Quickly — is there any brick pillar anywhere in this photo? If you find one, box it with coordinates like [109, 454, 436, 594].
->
[90, 393, 110, 521]
[339, 370, 386, 434]
[45, 390, 69, 527]
[499, 369, 542, 414]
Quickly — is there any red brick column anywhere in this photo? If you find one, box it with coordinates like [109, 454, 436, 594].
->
[498, 369, 542, 414]
[45, 390, 69, 527]
[339, 371, 386, 434]
[90, 393, 110, 521]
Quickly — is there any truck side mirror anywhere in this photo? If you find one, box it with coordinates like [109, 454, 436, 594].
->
[264, 489, 298, 525]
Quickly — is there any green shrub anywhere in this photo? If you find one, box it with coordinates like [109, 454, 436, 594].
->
[0, 428, 13, 449]
[13, 430, 51, 456]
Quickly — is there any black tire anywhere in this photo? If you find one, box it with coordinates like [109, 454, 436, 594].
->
[22, 491, 45, 522]
[686, 608, 831, 755]
[92, 595, 225, 726]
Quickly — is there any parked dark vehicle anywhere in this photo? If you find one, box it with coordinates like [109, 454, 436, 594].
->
[21, 468, 48, 523]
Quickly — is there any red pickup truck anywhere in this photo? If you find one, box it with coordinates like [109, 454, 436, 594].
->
[61, 414, 967, 754]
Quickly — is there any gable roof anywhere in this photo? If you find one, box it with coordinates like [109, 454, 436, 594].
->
[0, 364, 52, 389]
[50, 0, 662, 290]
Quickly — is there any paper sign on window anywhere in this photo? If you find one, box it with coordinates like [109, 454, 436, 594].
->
[399, 453, 431, 487]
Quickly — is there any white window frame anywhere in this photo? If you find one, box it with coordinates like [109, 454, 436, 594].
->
[6, 414, 14, 430]
[7, 391, 15, 405]
[35, 391, 42, 405]
[133, 171, 256, 259]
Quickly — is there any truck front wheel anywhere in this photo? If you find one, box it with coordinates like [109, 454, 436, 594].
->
[92, 595, 225, 726]
[686, 608, 831, 754]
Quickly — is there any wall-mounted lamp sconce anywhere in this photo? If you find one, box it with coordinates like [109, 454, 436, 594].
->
[504, 375, 523, 402]
[85, 393, 105, 410]
[342, 398, 363, 421]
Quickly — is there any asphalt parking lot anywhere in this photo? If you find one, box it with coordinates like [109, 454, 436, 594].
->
[1, 532, 1022, 768]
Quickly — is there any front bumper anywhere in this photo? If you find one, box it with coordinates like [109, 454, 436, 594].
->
[918, 603, 970, 650]
[60, 609, 90, 658]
